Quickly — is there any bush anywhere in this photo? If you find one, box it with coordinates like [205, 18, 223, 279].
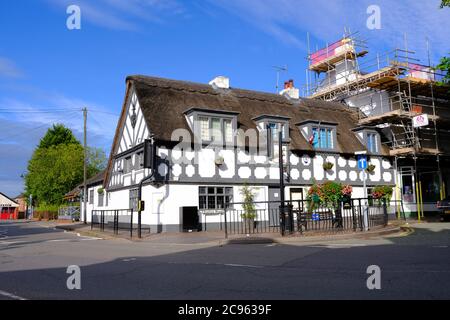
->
[240, 184, 257, 220]
[35, 203, 59, 221]
[371, 185, 393, 204]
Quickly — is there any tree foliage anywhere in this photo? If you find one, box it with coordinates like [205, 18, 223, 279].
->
[38, 124, 80, 149]
[25, 125, 107, 206]
[26, 143, 84, 205]
[435, 57, 450, 86]
[441, 0, 450, 8]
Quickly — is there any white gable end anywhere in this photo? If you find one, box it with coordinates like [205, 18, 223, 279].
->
[117, 90, 150, 154]
[0, 194, 18, 207]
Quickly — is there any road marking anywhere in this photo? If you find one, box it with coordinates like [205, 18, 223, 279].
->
[0, 290, 27, 301]
[122, 258, 137, 262]
[308, 244, 368, 249]
[432, 245, 448, 248]
[0, 241, 24, 245]
[224, 263, 264, 269]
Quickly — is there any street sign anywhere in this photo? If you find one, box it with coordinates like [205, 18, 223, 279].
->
[357, 155, 368, 170]
[412, 114, 429, 128]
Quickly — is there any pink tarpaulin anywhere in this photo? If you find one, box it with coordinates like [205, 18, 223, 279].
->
[310, 39, 350, 66]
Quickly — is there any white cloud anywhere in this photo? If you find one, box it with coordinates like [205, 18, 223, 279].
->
[0, 57, 23, 78]
[208, 0, 450, 63]
[45, 0, 186, 30]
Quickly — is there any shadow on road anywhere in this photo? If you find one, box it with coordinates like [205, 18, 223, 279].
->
[0, 224, 450, 300]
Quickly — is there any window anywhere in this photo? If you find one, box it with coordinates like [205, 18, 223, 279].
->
[199, 187, 233, 210]
[267, 122, 288, 158]
[89, 190, 94, 205]
[367, 133, 378, 153]
[197, 116, 234, 144]
[124, 156, 132, 173]
[199, 117, 210, 141]
[136, 152, 144, 169]
[129, 189, 139, 211]
[224, 119, 233, 144]
[98, 192, 104, 207]
[312, 127, 334, 149]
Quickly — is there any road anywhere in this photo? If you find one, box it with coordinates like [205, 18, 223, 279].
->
[0, 220, 449, 300]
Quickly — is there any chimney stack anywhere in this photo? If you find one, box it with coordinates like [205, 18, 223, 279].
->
[209, 76, 230, 89]
[288, 79, 294, 88]
[280, 79, 299, 100]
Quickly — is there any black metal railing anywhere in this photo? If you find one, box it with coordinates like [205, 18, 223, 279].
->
[223, 198, 388, 238]
[91, 209, 149, 238]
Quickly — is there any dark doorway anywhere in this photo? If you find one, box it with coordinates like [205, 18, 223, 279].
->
[268, 187, 281, 227]
[179, 207, 201, 232]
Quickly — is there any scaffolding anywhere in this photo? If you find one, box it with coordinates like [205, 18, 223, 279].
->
[304, 34, 450, 158]
[304, 32, 450, 213]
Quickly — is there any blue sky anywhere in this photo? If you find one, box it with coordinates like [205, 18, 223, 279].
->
[0, 0, 449, 197]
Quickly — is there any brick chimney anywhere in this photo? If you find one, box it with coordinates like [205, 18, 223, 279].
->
[280, 79, 299, 99]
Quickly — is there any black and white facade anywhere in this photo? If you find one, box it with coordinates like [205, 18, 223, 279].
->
[82, 75, 396, 232]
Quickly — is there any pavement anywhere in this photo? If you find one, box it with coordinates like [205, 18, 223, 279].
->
[0, 219, 449, 300]
[51, 219, 408, 245]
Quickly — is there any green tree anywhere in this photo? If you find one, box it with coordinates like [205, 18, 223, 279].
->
[38, 124, 80, 149]
[435, 57, 450, 86]
[87, 147, 107, 177]
[24, 125, 107, 206]
[25, 143, 84, 205]
[438, 1, 450, 87]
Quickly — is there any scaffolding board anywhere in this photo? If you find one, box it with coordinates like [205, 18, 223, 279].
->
[310, 65, 404, 100]
[359, 110, 440, 126]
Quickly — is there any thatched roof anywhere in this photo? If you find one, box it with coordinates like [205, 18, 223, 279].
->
[128, 75, 389, 155]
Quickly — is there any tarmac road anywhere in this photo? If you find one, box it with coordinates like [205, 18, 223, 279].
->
[0, 220, 449, 300]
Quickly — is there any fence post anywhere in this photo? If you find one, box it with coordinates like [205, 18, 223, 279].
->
[91, 210, 93, 230]
[358, 199, 363, 231]
[101, 211, 104, 231]
[383, 199, 388, 227]
[116, 210, 119, 235]
[224, 207, 228, 239]
[351, 200, 357, 232]
[130, 209, 133, 238]
[138, 210, 142, 239]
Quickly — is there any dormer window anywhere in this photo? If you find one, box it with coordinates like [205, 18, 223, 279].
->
[352, 126, 380, 154]
[367, 132, 378, 153]
[311, 127, 334, 149]
[253, 115, 290, 159]
[184, 108, 239, 146]
[297, 120, 337, 151]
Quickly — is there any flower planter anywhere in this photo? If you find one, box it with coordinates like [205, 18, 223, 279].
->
[323, 162, 334, 171]
[366, 164, 376, 174]
[214, 156, 225, 166]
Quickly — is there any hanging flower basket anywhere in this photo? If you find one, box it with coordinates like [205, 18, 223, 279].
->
[97, 187, 104, 195]
[366, 164, 376, 174]
[214, 155, 225, 166]
[323, 161, 334, 171]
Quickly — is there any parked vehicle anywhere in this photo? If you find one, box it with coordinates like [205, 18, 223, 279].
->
[436, 196, 450, 222]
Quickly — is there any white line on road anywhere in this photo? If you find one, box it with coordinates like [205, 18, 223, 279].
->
[224, 263, 264, 269]
[0, 241, 24, 245]
[308, 244, 368, 249]
[0, 290, 27, 301]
